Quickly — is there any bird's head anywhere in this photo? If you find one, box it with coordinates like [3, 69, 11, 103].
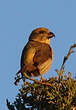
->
[29, 27, 55, 44]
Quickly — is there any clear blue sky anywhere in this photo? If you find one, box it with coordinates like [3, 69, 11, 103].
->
[0, 0, 76, 110]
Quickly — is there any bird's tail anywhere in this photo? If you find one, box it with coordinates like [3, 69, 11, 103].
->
[16, 70, 21, 75]
[14, 70, 22, 85]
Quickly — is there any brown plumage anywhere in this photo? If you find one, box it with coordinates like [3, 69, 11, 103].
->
[17, 27, 55, 80]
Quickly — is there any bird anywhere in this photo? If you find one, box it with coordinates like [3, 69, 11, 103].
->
[16, 27, 55, 81]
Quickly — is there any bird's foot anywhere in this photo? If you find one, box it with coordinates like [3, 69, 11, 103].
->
[40, 76, 45, 82]
[31, 73, 34, 77]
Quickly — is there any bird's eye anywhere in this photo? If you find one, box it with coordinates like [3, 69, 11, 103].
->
[39, 31, 45, 34]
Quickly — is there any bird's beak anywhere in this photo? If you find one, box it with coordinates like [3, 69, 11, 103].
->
[48, 32, 55, 39]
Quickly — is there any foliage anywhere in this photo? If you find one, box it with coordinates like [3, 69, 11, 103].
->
[6, 44, 76, 110]
[6, 76, 76, 110]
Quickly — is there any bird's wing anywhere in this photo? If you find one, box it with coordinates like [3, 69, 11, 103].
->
[20, 42, 36, 68]
[33, 44, 53, 74]
[33, 44, 53, 64]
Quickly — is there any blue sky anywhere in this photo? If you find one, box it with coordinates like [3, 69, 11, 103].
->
[0, 0, 76, 110]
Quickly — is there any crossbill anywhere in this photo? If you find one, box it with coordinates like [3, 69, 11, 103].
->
[17, 27, 55, 80]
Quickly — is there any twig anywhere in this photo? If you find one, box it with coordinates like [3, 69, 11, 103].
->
[55, 43, 76, 78]
[14, 72, 52, 86]
[60, 43, 76, 71]
[23, 72, 52, 86]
